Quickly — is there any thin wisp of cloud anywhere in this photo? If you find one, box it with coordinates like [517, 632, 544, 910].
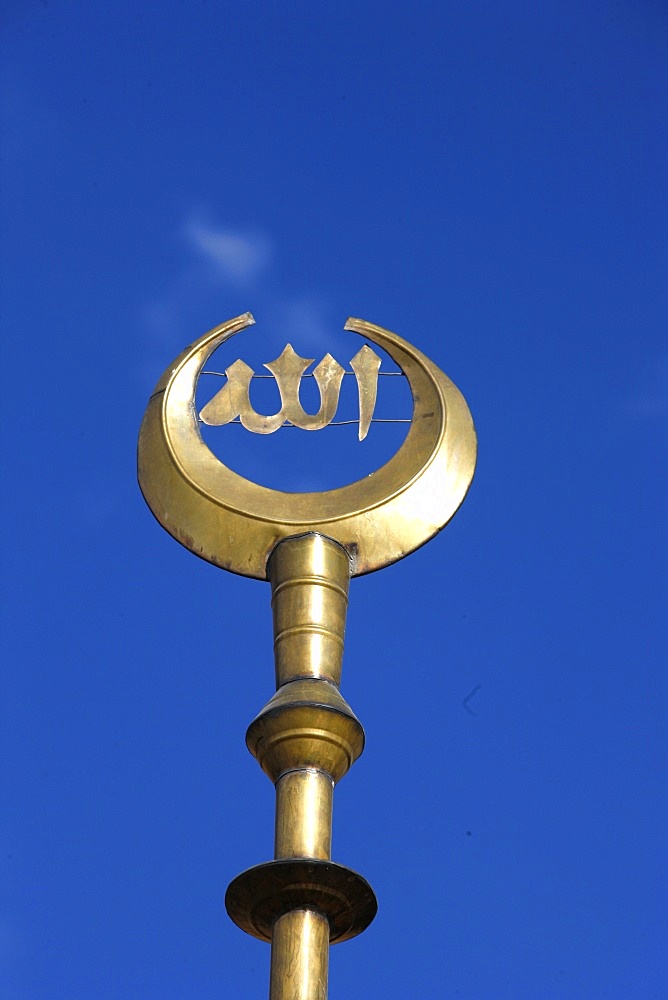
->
[185, 217, 272, 286]
[136, 216, 343, 390]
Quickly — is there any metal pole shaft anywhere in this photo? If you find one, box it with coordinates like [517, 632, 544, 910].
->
[267, 533, 350, 1000]
[275, 769, 333, 860]
[226, 533, 375, 998]
[270, 909, 330, 1000]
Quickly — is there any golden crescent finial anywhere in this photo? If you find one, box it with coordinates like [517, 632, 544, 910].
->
[137, 313, 476, 579]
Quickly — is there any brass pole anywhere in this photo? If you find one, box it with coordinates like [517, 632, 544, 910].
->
[270, 909, 330, 1000]
[225, 533, 377, 999]
[138, 313, 477, 998]
[266, 533, 347, 999]
[274, 769, 333, 860]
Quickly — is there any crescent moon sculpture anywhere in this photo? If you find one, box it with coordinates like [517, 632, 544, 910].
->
[137, 312, 476, 579]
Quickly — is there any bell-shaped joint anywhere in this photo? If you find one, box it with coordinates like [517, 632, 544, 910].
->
[246, 677, 365, 785]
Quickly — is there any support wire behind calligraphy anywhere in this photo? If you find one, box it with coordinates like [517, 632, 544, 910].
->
[198, 370, 410, 430]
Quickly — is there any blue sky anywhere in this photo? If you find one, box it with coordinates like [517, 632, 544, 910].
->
[1, 2, 666, 997]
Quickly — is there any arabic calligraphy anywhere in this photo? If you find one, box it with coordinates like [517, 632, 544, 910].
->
[200, 344, 382, 441]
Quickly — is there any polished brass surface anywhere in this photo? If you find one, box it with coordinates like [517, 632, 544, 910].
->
[270, 532, 350, 687]
[225, 859, 377, 943]
[137, 313, 477, 579]
[225, 534, 375, 998]
[247, 535, 363, 784]
[246, 679, 364, 784]
[275, 770, 333, 860]
[270, 909, 329, 1000]
[350, 343, 381, 440]
[138, 314, 477, 998]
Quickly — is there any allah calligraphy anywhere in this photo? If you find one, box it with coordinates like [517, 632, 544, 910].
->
[200, 344, 382, 441]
